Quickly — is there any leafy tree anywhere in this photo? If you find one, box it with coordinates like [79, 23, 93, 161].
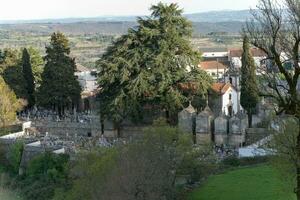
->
[243, 0, 300, 197]
[22, 48, 35, 108]
[56, 120, 216, 200]
[98, 3, 211, 130]
[38, 32, 81, 116]
[0, 76, 22, 129]
[7, 141, 24, 174]
[19, 152, 70, 200]
[240, 36, 259, 127]
[0, 49, 28, 100]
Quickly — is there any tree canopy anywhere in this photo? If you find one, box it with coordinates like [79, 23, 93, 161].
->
[38, 32, 81, 115]
[0, 49, 28, 100]
[97, 3, 212, 124]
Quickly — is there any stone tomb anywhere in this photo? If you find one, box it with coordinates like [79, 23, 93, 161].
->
[178, 104, 196, 134]
[228, 112, 248, 147]
[214, 114, 228, 145]
[196, 106, 214, 144]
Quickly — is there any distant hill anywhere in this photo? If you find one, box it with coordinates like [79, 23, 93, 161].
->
[0, 10, 251, 36]
[186, 10, 252, 22]
[0, 21, 244, 35]
[0, 10, 252, 24]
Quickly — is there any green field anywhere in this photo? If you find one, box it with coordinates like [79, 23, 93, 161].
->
[188, 165, 296, 200]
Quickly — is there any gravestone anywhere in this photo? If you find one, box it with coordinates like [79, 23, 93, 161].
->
[228, 112, 248, 147]
[214, 113, 228, 145]
[178, 104, 196, 134]
[196, 106, 214, 144]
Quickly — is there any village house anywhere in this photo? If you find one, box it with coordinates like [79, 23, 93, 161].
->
[228, 48, 267, 72]
[199, 61, 228, 80]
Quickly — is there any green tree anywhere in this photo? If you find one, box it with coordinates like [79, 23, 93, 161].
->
[19, 152, 70, 200]
[55, 120, 216, 200]
[98, 3, 211, 130]
[0, 49, 28, 100]
[7, 141, 24, 174]
[22, 48, 35, 108]
[0, 76, 22, 129]
[38, 32, 81, 116]
[240, 36, 259, 127]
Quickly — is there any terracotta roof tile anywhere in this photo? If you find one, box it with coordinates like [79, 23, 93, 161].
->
[229, 48, 266, 58]
[211, 82, 233, 94]
[199, 61, 227, 70]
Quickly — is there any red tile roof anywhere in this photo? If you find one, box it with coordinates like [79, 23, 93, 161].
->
[211, 83, 233, 94]
[229, 48, 266, 58]
[199, 61, 227, 70]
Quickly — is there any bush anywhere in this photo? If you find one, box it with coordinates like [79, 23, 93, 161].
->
[18, 152, 70, 200]
[222, 156, 241, 167]
[222, 156, 269, 168]
[7, 141, 24, 174]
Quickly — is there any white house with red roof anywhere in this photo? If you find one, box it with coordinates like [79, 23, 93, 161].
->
[199, 61, 228, 80]
[228, 48, 267, 70]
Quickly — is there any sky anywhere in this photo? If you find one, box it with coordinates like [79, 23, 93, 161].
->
[0, 0, 259, 20]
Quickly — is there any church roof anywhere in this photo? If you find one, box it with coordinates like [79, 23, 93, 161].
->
[211, 82, 234, 94]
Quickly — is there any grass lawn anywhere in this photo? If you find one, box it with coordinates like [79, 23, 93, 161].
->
[187, 165, 296, 200]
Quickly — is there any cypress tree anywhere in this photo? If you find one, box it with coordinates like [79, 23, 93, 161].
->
[38, 32, 81, 116]
[22, 48, 35, 108]
[240, 36, 259, 127]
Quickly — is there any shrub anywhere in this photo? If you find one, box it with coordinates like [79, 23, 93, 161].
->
[7, 141, 24, 174]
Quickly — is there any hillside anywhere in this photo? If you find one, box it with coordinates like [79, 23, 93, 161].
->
[0, 10, 252, 24]
[0, 21, 244, 36]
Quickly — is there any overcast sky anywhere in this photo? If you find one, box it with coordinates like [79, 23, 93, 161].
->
[0, 0, 259, 20]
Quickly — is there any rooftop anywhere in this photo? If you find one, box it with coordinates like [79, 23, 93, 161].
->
[211, 82, 234, 94]
[199, 61, 227, 70]
[229, 48, 266, 58]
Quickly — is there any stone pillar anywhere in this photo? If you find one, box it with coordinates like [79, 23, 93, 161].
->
[195, 106, 214, 144]
[228, 113, 247, 147]
[214, 114, 228, 145]
[178, 104, 196, 134]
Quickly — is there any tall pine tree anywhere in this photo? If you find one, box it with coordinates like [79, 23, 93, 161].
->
[240, 36, 259, 127]
[98, 3, 211, 129]
[38, 32, 81, 116]
[22, 48, 35, 108]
